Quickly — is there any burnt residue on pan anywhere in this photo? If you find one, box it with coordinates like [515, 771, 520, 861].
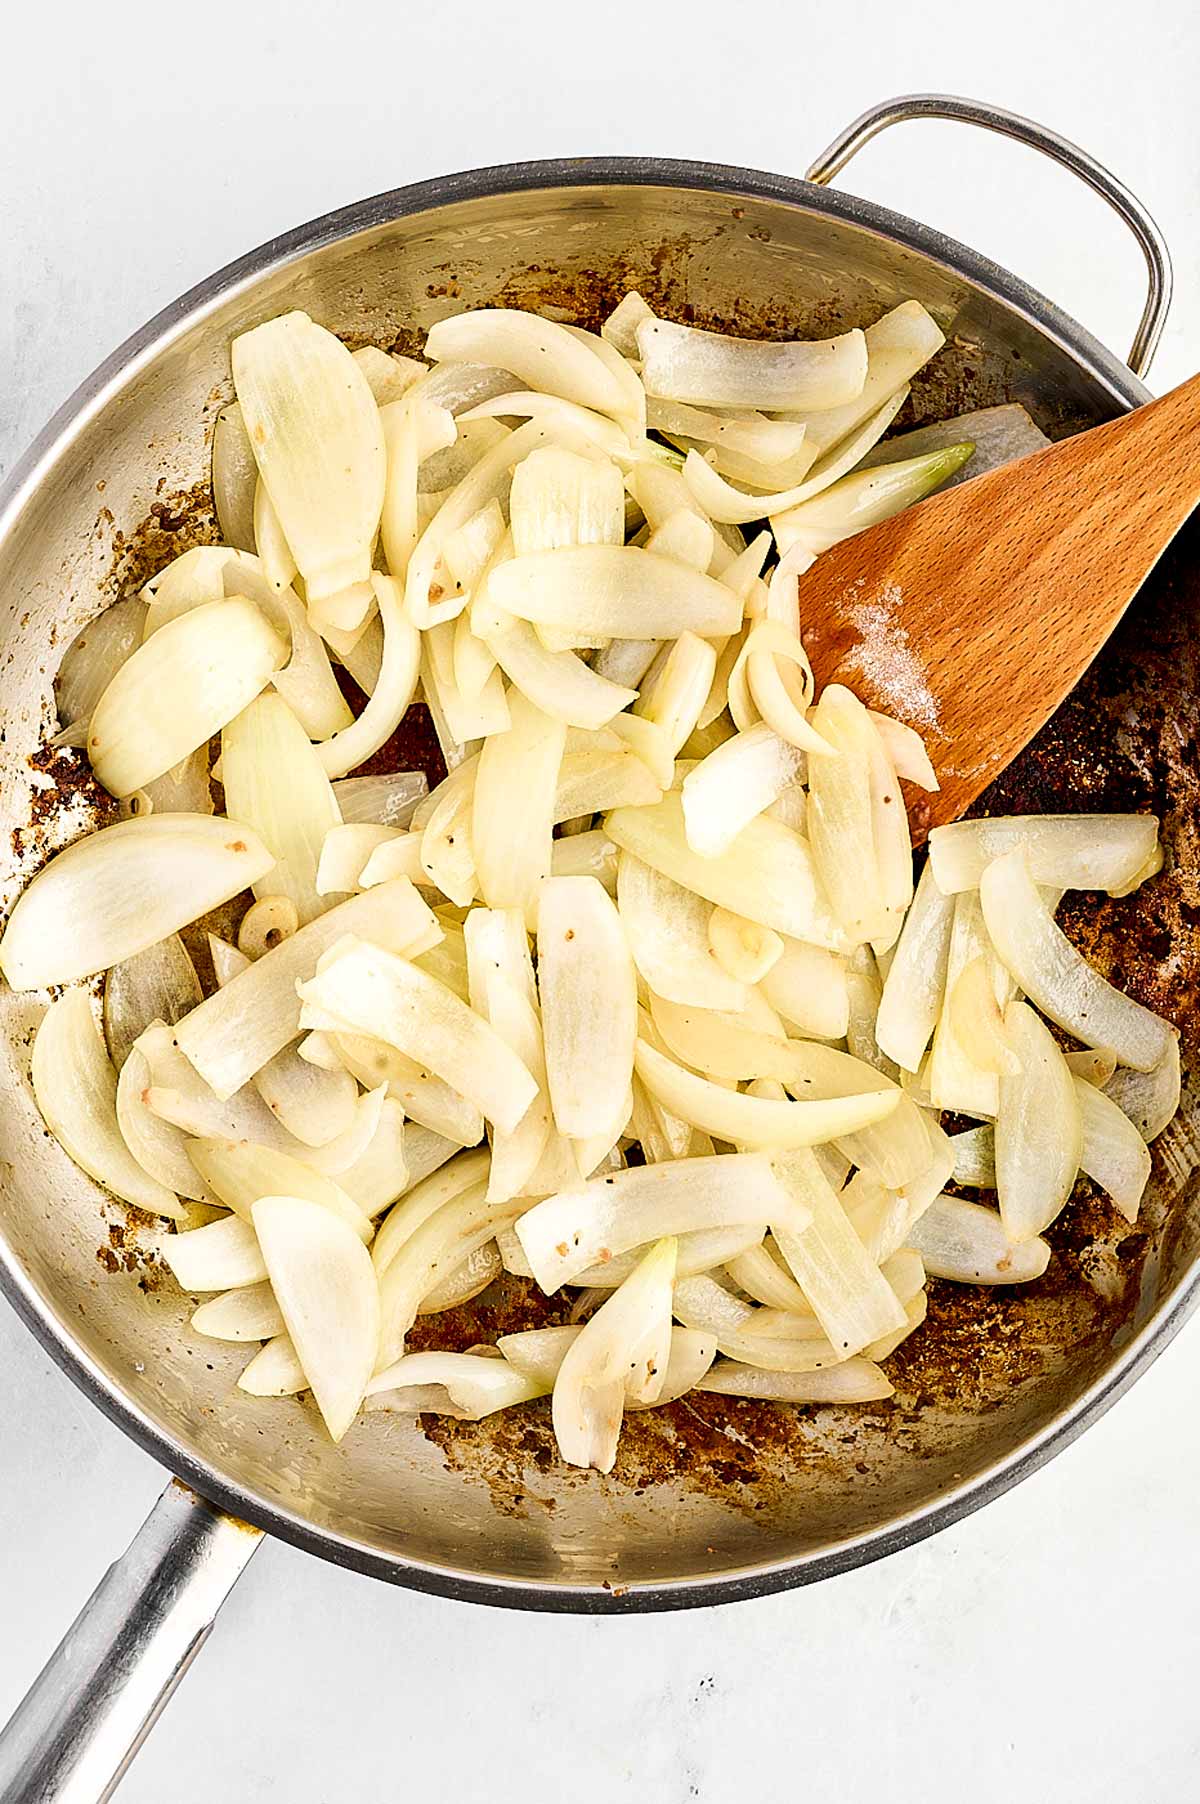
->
[18, 267, 1200, 1516]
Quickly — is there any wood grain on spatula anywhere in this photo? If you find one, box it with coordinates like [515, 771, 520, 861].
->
[801, 371, 1200, 841]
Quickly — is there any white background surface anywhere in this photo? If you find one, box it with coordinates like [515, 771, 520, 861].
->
[2, 3, 1199, 1798]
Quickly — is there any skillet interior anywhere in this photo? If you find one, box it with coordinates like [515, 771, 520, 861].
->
[1, 169, 1198, 1604]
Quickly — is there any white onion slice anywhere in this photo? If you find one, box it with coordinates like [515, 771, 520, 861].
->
[462, 911, 555, 1203]
[551, 1237, 678, 1470]
[930, 814, 1159, 895]
[332, 771, 428, 829]
[252, 1044, 359, 1150]
[417, 1239, 502, 1314]
[909, 1194, 1051, 1284]
[53, 597, 147, 743]
[868, 710, 939, 791]
[367, 1351, 545, 1419]
[217, 558, 353, 743]
[103, 934, 202, 1071]
[681, 723, 806, 858]
[473, 690, 565, 925]
[758, 937, 849, 1041]
[316, 575, 421, 780]
[509, 445, 625, 556]
[191, 1281, 286, 1343]
[115, 1039, 206, 1200]
[537, 876, 637, 1140]
[782, 301, 945, 458]
[500, 1323, 716, 1406]
[485, 545, 740, 642]
[875, 862, 954, 1072]
[352, 345, 426, 406]
[211, 403, 258, 551]
[335, 1098, 420, 1217]
[238, 1334, 307, 1396]
[862, 402, 1050, 481]
[478, 609, 636, 730]
[707, 909, 782, 986]
[949, 1125, 997, 1188]
[1075, 1077, 1151, 1222]
[616, 852, 746, 1012]
[141, 547, 230, 634]
[422, 618, 510, 742]
[949, 955, 1021, 1076]
[995, 1001, 1082, 1241]
[725, 1242, 812, 1313]
[636, 316, 867, 411]
[928, 892, 1003, 1117]
[644, 509, 715, 570]
[633, 630, 717, 757]
[426, 309, 633, 420]
[770, 1149, 907, 1354]
[253, 480, 298, 591]
[175, 880, 439, 1098]
[333, 1033, 483, 1146]
[252, 1194, 380, 1441]
[164, 1215, 268, 1292]
[837, 1092, 936, 1190]
[770, 445, 972, 558]
[515, 1152, 792, 1292]
[696, 1358, 892, 1403]
[607, 792, 847, 950]
[87, 598, 285, 797]
[232, 311, 386, 602]
[371, 1149, 491, 1277]
[298, 937, 536, 1134]
[980, 848, 1176, 1071]
[316, 823, 400, 895]
[376, 1180, 521, 1365]
[188, 1138, 372, 1241]
[222, 690, 341, 924]
[0, 814, 272, 992]
[32, 990, 183, 1219]
[1102, 1036, 1181, 1141]
[808, 683, 890, 946]
[555, 745, 662, 821]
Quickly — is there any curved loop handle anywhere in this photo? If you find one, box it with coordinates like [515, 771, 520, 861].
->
[0, 1481, 262, 1803]
[805, 93, 1173, 378]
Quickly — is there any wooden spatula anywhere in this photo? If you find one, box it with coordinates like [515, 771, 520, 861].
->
[800, 372, 1200, 839]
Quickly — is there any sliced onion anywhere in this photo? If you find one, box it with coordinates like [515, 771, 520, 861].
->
[175, 879, 439, 1099]
[769, 1148, 907, 1354]
[681, 723, 806, 858]
[188, 1137, 372, 1241]
[463, 911, 555, 1202]
[551, 830, 618, 893]
[221, 691, 341, 924]
[253, 479, 298, 591]
[87, 597, 285, 797]
[233, 311, 385, 602]
[875, 862, 954, 1073]
[1076, 1077, 1151, 1222]
[335, 1097, 420, 1217]
[515, 1152, 791, 1292]
[164, 1215, 267, 1291]
[0, 814, 273, 992]
[421, 617, 510, 742]
[238, 1334, 306, 1396]
[608, 792, 847, 951]
[141, 546, 230, 634]
[782, 301, 945, 459]
[869, 710, 939, 791]
[473, 690, 565, 925]
[758, 937, 849, 1041]
[191, 1281, 286, 1342]
[500, 1323, 715, 1406]
[909, 1194, 1051, 1284]
[633, 630, 716, 758]
[616, 852, 745, 1012]
[771, 445, 972, 559]
[367, 1350, 544, 1419]
[862, 401, 1049, 481]
[103, 934, 202, 1071]
[32, 990, 183, 1219]
[994, 1001, 1081, 1242]
[696, 1358, 892, 1403]
[211, 403, 258, 551]
[426, 309, 634, 420]
[252, 1194, 380, 1441]
[807, 683, 890, 946]
[372, 1149, 491, 1278]
[645, 509, 715, 570]
[331, 771, 427, 829]
[636, 316, 867, 411]
[837, 1091, 936, 1190]
[980, 848, 1176, 1070]
[376, 1180, 521, 1365]
[54, 597, 147, 743]
[551, 1237, 677, 1470]
[298, 937, 536, 1135]
[949, 1125, 997, 1188]
[509, 445, 625, 556]
[927, 893, 1003, 1117]
[333, 1033, 483, 1146]
[316, 823, 399, 895]
[1102, 1036, 1181, 1142]
[486, 545, 740, 642]
[352, 345, 426, 406]
[707, 909, 782, 986]
[556, 744, 662, 821]
[725, 1242, 812, 1314]
[537, 876, 637, 1140]
[417, 1239, 502, 1314]
[930, 814, 1159, 895]
[116, 1038, 206, 1200]
[252, 1043, 359, 1149]
[316, 575, 421, 780]
[237, 895, 299, 961]
[480, 609, 636, 730]
[949, 955, 1021, 1076]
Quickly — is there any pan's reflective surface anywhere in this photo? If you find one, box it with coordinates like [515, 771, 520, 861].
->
[1, 161, 1197, 1608]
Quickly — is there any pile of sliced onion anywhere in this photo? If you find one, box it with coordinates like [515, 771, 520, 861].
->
[5, 290, 1177, 1466]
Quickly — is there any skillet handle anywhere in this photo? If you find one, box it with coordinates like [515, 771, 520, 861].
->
[0, 1480, 261, 1803]
[804, 92, 1173, 378]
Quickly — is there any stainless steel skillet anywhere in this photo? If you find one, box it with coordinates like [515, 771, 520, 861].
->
[0, 94, 1194, 1803]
